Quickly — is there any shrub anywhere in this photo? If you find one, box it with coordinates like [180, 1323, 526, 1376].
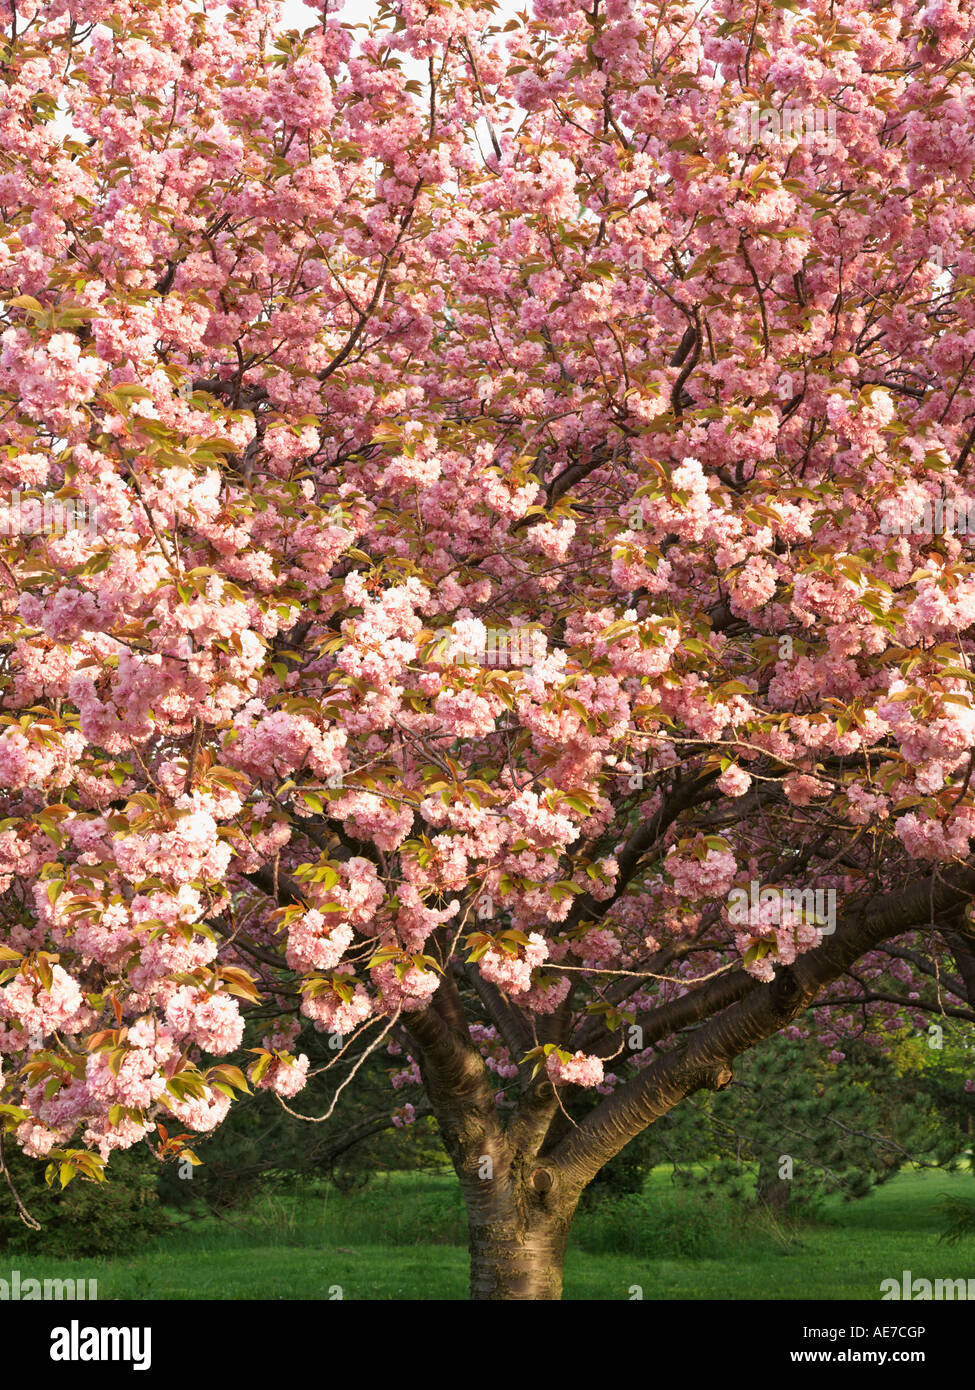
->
[0, 1144, 168, 1257]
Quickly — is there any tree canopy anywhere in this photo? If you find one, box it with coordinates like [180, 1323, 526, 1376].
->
[0, 0, 974, 1298]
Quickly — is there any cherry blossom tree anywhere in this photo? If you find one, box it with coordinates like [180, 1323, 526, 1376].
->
[1, 0, 975, 1299]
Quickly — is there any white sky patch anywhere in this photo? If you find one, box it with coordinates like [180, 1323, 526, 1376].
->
[279, 0, 523, 30]
[280, 0, 363, 25]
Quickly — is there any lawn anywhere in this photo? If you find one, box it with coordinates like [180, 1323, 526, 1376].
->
[9, 1165, 975, 1300]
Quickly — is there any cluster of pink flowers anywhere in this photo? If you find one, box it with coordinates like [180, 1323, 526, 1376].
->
[229, 704, 347, 782]
[665, 843, 738, 901]
[545, 1051, 605, 1089]
[372, 959, 440, 1013]
[164, 1089, 232, 1135]
[286, 912, 354, 973]
[256, 1053, 310, 1099]
[113, 799, 232, 887]
[716, 764, 752, 797]
[0, 965, 86, 1037]
[0, 724, 84, 791]
[301, 977, 375, 1036]
[478, 933, 549, 995]
[164, 987, 244, 1055]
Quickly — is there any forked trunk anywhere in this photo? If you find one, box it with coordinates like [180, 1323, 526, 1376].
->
[463, 1169, 577, 1300]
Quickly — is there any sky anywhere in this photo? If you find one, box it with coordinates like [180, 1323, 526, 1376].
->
[280, 0, 364, 26]
[278, 0, 522, 31]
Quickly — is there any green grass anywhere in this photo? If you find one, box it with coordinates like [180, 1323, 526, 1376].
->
[8, 1166, 975, 1300]
[570, 1166, 975, 1300]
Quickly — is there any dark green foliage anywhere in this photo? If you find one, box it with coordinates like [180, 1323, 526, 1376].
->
[647, 1032, 966, 1212]
[580, 1130, 652, 1208]
[937, 1194, 975, 1245]
[157, 1023, 441, 1216]
[582, 1029, 970, 1215]
[0, 1144, 168, 1257]
[575, 1182, 760, 1258]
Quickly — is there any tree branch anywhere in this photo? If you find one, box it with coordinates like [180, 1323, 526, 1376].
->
[550, 863, 975, 1192]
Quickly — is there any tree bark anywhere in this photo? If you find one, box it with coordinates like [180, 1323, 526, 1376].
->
[468, 1208, 572, 1300]
[399, 869, 975, 1299]
[943, 924, 975, 1009]
[464, 1169, 576, 1300]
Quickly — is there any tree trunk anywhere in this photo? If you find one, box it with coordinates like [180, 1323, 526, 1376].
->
[462, 1166, 577, 1300]
[756, 1153, 790, 1216]
[468, 1209, 572, 1300]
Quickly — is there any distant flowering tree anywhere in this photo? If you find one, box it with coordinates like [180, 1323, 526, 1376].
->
[2, 0, 975, 1299]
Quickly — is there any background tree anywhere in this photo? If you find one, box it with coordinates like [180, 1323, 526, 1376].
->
[155, 1020, 435, 1216]
[582, 1020, 971, 1213]
[664, 1031, 965, 1215]
[0, 1142, 167, 1257]
[1, 0, 975, 1300]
